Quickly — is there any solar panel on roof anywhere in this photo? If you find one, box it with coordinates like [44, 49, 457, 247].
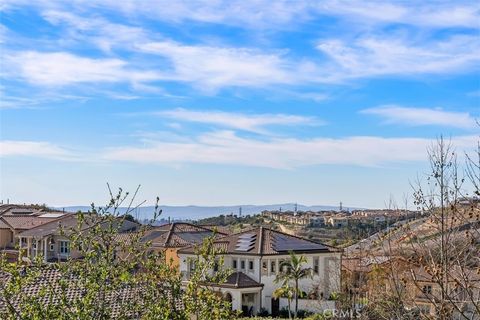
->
[39, 213, 64, 218]
[179, 232, 213, 243]
[235, 233, 256, 252]
[11, 209, 34, 214]
[272, 234, 327, 252]
[142, 231, 167, 242]
[238, 234, 256, 239]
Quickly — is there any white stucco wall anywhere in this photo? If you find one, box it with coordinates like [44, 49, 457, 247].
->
[279, 298, 336, 313]
[260, 252, 341, 313]
[178, 251, 342, 314]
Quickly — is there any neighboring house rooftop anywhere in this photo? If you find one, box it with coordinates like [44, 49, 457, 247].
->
[0, 218, 11, 230]
[179, 226, 338, 255]
[0, 205, 69, 232]
[0, 215, 62, 231]
[15, 214, 78, 238]
[17, 214, 138, 239]
[408, 265, 480, 283]
[198, 225, 232, 235]
[0, 267, 184, 316]
[342, 255, 400, 273]
[0, 204, 66, 217]
[211, 272, 263, 289]
[142, 222, 228, 248]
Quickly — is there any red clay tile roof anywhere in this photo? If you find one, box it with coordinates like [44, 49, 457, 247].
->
[210, 272, 263, 289]
[141, 223, 227, 248]
[0, 267, 184, 316]
[179, 227, 338, 255]
[17, 214, 138, 238]
[0, 215, 59, 230]
[198, 225, 232, 235]
[0, 205, 65, 217]
[0, 217, 11, 229]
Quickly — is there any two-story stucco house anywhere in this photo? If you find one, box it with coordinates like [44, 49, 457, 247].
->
[116, 222, 228, 267]
[17, 214, 138, 262]
[178, 227, 342, 316]
[0, 205, 70, 261]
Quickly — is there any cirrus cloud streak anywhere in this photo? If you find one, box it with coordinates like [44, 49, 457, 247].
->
[103, 131, 478, 169]
[361, 105, 478, 129]
[0, 140, 72, 160]
[154, 108, 320, 133]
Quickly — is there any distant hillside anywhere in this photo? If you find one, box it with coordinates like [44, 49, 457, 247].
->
[56, 203, 363, 221]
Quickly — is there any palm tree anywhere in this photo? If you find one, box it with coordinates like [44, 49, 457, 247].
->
[273, 280, 294, 319]
[275, 251, 312, 318]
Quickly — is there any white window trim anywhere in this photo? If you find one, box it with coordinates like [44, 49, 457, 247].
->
[59, 240, 70, 256]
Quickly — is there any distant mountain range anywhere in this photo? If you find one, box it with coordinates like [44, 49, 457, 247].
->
[55, 203, 364, 221]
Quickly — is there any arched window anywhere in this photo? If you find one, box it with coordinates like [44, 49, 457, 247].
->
[224, 292, 233, 310]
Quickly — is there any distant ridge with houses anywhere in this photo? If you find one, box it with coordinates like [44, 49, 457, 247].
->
[56, 203, 366, 221]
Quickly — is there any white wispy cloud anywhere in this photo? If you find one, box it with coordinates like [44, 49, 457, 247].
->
[361, 105, 478, 129]
[0, 140, 72, 160]
[155, 108, 319, 133]
[103, 131, 478, 169]
[1, 2, 478, 93]
[41, 10, 148, 53]
[317, 35, 480, 80]
[13, 0, 476, 29]
[320, 1, 480, 28]
[137, 41, 300, 91]
[6, 51, 160, 86]
[7, 34, 477, 91]
[38, 0, 311, 29]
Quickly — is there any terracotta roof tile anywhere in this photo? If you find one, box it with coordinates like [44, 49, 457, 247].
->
[140, 223, 227, 248]
[210, 272, 263, 288]
[0, 216, 59, 230]
[0, 267, 184, 316]
[0, 218, 11, 229]
[179, 227, 337, 255]
[17, 214, 139, 238]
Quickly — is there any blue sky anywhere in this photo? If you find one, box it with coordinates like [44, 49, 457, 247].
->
[0, 1, 479, 208]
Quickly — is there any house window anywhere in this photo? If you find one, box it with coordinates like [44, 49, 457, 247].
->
[313, 257, 319, 274]
[270, 260, 276, 273]
[189, 260, 196, 273]
[20, 237, 27, 248]
[240, 260, 245, 270]
[49, 242, 55, 251]
[262, 261, 268, 275]
[233, 259, 237, 269]
[279, 259, 287, 272]
[248, 260, 254, 271]
[422, 285, 432, 295]
[59, 241, 70, 255]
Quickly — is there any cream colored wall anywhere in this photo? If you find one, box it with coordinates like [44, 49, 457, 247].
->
[52, 235, 82, 259]
[0, 229, 13, 248]
[165, 248, 180, 268]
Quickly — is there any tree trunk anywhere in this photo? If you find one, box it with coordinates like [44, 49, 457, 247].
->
[295, 279, 299, 318]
